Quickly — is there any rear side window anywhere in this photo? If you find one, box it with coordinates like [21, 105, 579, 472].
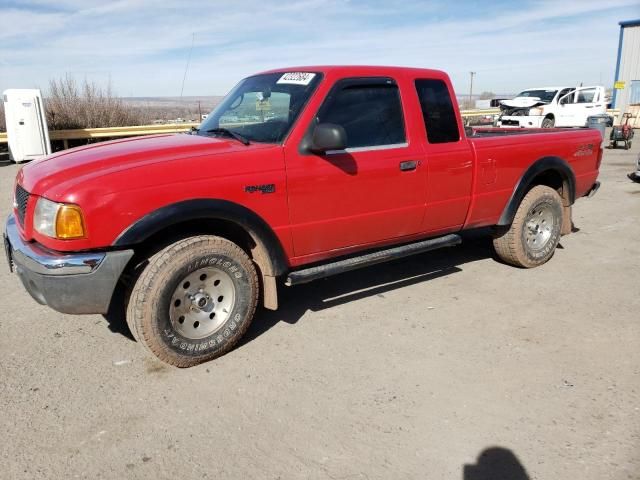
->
[576, 88, 596, 103]
[415, 79, 460, 144]
[317, 80, 406, 148]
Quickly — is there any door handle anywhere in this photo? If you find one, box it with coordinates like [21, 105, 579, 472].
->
[399, 160, 418, 171]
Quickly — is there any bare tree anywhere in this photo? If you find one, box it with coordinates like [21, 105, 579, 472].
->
[479, 91, 496, 100]
[45, 75, 149, 130]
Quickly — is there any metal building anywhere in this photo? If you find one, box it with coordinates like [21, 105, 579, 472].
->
[613, 19, 640, 122]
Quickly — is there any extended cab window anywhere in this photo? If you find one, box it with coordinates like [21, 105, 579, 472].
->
[415, 79, 460, 144]
[316, 79, 406, 148]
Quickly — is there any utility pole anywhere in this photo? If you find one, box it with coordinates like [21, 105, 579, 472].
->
[469, 71, 476, 109]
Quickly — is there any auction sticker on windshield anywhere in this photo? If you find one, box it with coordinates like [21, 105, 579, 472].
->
[276, 72, 316, 85]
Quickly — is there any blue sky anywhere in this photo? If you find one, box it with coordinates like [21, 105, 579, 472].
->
[0, 0, 638, 97]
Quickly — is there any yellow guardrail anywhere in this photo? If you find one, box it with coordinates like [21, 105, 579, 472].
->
[459, 108, 500, 116]
[0, 123, 198, 147]
[49, 122, 200, 140]
[0, 109, 624, 147]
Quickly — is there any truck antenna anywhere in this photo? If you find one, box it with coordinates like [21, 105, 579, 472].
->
[180, 33, 195, 100]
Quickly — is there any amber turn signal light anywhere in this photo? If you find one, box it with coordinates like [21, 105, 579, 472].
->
[55, 205, 86, 239]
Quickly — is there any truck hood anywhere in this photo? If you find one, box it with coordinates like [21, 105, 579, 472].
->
[500, 97, 546, 108]
[18, 133, 270, 197]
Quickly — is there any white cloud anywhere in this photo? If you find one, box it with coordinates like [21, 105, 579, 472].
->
[0, 0, 638, 96]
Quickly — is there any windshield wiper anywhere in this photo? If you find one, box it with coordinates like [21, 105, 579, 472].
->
[204, 128, 250, 145]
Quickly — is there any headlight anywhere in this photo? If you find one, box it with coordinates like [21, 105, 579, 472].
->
[34, 197, 86, 239]
[529, 107, 544, 116]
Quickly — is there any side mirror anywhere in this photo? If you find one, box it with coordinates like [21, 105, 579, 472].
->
[311, 123, 347, 153]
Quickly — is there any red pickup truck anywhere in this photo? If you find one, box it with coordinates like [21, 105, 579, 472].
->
[4, 66, 601, 367]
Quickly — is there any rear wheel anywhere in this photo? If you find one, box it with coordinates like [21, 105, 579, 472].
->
[126, 235, 259, 367]
[493, 185, 563, 268]
[541, 117, 555, 128]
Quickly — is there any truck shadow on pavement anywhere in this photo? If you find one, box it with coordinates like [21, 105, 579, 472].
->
[463, 447, 530, 480]
[104, 228, 501, 343]
[239, 228, 497, 348]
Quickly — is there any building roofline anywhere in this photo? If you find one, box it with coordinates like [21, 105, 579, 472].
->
[619, 19, 640, 28]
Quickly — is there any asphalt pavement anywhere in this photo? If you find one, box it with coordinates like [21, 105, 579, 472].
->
[0, 139, 638, 479]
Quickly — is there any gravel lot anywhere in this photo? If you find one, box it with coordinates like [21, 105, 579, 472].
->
[0, 140, 638, 480]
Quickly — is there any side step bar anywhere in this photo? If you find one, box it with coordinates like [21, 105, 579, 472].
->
[285, 233, 462, 286]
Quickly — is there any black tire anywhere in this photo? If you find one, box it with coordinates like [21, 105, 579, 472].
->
[493, 185, 563, 268]
[126, 235, 259, 367]
[541, 117, 555, 128]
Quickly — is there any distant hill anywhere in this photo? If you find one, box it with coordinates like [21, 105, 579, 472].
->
[121, 96, 224, 122]
[122, 96, 224, 108]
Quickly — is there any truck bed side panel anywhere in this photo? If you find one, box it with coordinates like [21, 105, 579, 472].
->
[465, 129, 601, 228]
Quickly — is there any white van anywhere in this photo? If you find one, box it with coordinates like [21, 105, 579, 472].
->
[497, 86, 607, 128]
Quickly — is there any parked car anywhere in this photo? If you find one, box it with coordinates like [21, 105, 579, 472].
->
[4, 66, 602, 367]
[497, 86, 607, 128]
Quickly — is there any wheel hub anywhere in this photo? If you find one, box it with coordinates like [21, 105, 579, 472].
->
[169, 267, 236, 340]
[192, 292, 211, 310]
[524, 204, 554, 251]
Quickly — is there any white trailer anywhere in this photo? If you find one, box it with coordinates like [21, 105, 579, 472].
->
[3, 89, 51, 163]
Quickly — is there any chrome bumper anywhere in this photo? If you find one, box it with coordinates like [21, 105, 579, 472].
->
[4, 214, 133, 314]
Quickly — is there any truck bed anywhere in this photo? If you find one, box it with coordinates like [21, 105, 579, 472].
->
[460, 126, 601, 229]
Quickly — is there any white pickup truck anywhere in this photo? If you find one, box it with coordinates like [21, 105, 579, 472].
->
[497, 86, 607, 128]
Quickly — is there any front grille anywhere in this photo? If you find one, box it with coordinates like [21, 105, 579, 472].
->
[14, 184, 30, 226]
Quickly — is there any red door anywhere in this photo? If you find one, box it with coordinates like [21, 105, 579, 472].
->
[284, 77, 427, 261]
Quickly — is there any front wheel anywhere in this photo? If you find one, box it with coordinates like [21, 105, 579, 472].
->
[493, 185, 563, 268]
[541, 117, 555, 128]
[126, 235, 259, 367]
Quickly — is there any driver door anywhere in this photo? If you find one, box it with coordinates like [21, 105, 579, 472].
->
[556, 89, 577, 126]
[283, 77, 426, 259]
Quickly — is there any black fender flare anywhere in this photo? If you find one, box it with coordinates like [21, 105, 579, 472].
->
[497, 156, 576, 226]
[113, 199, 288, 277]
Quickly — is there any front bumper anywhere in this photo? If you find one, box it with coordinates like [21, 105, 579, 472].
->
[4, 214, 133, 314]
[497, 115, 544, 128]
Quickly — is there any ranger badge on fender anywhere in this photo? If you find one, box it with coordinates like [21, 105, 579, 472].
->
[244, 184, 276, 194]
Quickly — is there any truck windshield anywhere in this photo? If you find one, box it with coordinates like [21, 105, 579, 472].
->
[516, 89, 558, 103]
[198, 72, 322, 144]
